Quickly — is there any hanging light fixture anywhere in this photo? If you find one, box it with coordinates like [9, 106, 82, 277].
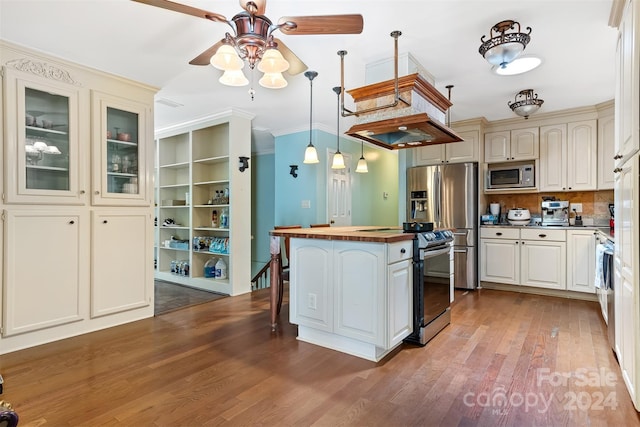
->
[479, 20, 532, 69]
[303, 71, 319, 164]
[355, 141, 368, 173]
[508, 89, 544, 119]
[331, 86, 345, 169]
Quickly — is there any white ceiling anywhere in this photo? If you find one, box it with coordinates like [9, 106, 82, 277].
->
[0, 0, 619, 152]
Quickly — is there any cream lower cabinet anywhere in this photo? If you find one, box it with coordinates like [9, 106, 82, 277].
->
[566, 230, 596, 294]
[290, 238, 412, 362]
[480, 227, 520, 285]
[520, 228, 566, 290]
[2, 209, 88, 336]
[481, 227, 566, 290]
[91, 211, 152, 318]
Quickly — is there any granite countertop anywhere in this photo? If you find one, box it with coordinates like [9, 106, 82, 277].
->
[481, 224, 614, 241]
[269, 226, 415, 243]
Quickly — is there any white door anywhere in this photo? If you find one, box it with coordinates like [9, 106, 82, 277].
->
[327, 150, 352, 226]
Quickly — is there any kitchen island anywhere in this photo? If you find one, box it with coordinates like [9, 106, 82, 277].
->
[269, 226, 415, 361]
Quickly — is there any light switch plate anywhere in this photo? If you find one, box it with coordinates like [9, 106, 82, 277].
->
[301, 200, 311, 209]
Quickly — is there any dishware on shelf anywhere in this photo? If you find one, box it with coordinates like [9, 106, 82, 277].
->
[25, 114, 35, 126]
[41, 119, 53, 129]
[106, 130, 113, 139]
[117, 132, 131, 142]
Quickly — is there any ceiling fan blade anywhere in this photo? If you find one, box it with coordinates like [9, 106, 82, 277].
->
[132, 0, 227, 23]
[239, 0, 266, 15]
[274, 38, 308, 75]
[278, 15, 364, 35]
[189, 40, 224, 66]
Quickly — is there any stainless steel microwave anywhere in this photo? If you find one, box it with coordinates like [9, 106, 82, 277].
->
[487, 163, 535, 189]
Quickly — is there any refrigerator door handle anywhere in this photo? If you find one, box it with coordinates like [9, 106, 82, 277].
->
[435, 169, 441, 224]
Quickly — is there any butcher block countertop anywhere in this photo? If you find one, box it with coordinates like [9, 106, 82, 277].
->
[269, 226, 414, 243]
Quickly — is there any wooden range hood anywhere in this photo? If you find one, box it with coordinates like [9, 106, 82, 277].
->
[344, 73, 462, 150]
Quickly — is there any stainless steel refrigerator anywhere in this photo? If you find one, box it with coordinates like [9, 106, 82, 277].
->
[407, 162, 478, 289]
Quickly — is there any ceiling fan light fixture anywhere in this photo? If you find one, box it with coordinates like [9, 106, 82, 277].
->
[219, 69, 249, 86]
[508, 89, 544, 119]
[210, 44, 244, 71]
[259, 72, 288, 89]
[257, 47, 290, 73]
[479, 20, 532, 68]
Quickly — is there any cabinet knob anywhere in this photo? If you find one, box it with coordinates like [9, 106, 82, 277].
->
[515, 241, 519, 244]
[539, 234, 547, 238]
[103, 220, 108, 224]
[614, 154, 623, 160]
[496, 232, 502, 236]
[613, 167, 623, 173]
[400, 248, 406, 254]
[94, 190, 100, 195]
[80, 190, 85, 194]
[521, 241, 525, 244]
[69, 220, 75, 225]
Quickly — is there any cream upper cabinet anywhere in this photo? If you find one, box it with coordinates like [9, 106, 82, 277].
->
[598, 114, 616, 190]
[91, 92, 151, 206]
[415, 130, 479, 165]
[567, 120, 597, 191]
[539, 120, 597, 191]
[539, 124, 567, 191]
[484, 127, 539, 163]
[2, 66, 86, 205]
[616, 0, 640, 165]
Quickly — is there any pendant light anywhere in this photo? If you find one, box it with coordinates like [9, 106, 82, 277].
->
[355, 141, 368, 173]
[331, 86, 345, 169]
[303, 71, 319, 164]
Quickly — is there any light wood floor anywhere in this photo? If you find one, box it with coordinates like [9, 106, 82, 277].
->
[2, 287, 639, 426]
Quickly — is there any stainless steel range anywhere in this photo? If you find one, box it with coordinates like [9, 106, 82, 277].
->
[403, 223, 454, 346]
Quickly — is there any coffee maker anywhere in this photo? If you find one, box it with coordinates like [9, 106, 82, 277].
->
[541, 200, 569, 226]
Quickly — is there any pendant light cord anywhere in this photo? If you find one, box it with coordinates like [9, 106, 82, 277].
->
[333, 86, 341, 152]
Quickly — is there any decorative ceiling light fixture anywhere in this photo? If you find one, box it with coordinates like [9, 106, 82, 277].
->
[508, 89, 544, 119]
[331, 86, 345, 169]
[479, 20, 532, 69]
[355, 141, 368, 173]
[303, 70, 319, 164]
[492, 55, 541, 76]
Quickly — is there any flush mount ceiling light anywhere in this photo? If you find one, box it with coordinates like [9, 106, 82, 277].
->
[479, 20, 532, 69]
[303, 70, 319, 164]
[492, 55, 541, 76]
[508, 89, 544, 119]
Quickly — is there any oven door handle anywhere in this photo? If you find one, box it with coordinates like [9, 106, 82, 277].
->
[423, 246, 451, 258]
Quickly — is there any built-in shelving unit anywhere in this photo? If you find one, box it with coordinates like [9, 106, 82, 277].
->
[154, 111, 253, 296]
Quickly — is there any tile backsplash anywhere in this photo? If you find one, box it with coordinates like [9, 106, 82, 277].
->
[486, 190, 614, 223]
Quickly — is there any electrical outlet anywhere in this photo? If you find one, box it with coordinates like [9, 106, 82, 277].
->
[570, 203, 583, 213]
[308, 293, 317, 310]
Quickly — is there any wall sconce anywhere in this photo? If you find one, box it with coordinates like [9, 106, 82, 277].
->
[239, 156, 249, 172]
[289, 164, 299, 178]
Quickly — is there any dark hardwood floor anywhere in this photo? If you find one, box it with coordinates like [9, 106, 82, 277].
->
[1, 287, 639, 426]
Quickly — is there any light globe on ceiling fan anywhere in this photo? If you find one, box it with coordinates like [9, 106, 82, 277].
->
[133, 0, 363, 94]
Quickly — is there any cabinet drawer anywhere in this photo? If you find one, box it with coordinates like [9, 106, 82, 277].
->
[480, 227, 519, 240]
[520, 228, 566, 242]
[388, 240, 413, 264]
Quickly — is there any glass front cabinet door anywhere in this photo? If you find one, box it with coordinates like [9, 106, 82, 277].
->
[91, 91, 149, 206]
[3, 67, 83, 204]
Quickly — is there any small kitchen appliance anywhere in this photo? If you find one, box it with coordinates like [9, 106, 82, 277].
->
[486, 163, 535, 189]
[507, 208, 531, 226]
[541, 200, 569, 226]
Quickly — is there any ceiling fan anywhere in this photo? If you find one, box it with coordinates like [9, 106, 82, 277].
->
[132, 0, 364, 89]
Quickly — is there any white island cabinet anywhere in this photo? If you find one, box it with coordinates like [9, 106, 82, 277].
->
[289, 235, 413, 362]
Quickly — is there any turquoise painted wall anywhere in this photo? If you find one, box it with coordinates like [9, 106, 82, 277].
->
[251, 128, 401, 277]
[250, 153, 275, 276]
[273, 129, 399, 227]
